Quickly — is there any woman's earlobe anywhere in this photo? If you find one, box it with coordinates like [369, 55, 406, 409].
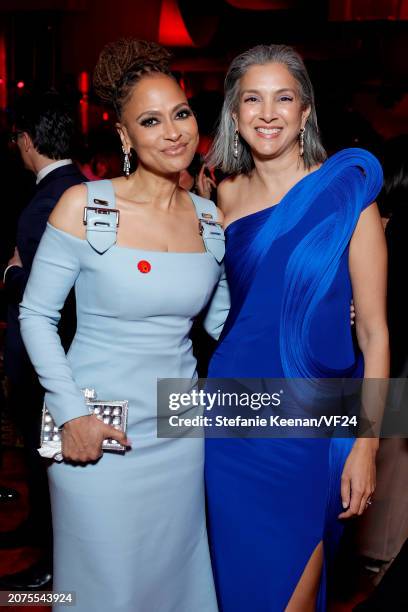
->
[116, 124, 127, 142]
[117, 132, 130, 155]
[302, 106, 312, 125]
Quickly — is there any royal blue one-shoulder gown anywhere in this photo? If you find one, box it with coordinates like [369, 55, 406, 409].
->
[205, 149, 383, 611]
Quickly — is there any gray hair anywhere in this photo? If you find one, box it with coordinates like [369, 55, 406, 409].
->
[207, 44, 326, 174]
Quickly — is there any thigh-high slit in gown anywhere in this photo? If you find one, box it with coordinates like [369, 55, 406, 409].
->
[205, 149, 383, 611]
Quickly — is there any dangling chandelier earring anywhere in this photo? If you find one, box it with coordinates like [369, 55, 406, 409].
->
[122, 146, 131, 177]
[299, 127, 305, 157]
[233, 129, 239, 159]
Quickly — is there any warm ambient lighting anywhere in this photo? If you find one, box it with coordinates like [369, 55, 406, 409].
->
[78, 71, 89, 135]
[158, 0, 194, 47]
[329, 0, 408, 20]
[226, 0, 294, 8]
[0, 34, 6, 110]
[78, 71, 89, 95]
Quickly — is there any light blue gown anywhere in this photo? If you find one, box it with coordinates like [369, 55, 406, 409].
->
[19, 181, 229, 612]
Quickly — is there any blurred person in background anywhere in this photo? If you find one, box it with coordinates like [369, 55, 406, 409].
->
[379, 135, 408, 376]
[0, 113, 34, 504]
[353, 134, 408, 612]
[0, 91, 85, 590]
[74, 128, 121, 181]
[179, 152, 217, 200]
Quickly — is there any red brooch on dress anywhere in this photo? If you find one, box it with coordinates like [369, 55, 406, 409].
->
[137, 260, 151, 274]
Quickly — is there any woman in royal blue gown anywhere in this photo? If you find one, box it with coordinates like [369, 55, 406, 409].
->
[204, 45, 389, 611]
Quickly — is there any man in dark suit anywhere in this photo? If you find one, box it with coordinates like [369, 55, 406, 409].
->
[1, 91, 85, 588]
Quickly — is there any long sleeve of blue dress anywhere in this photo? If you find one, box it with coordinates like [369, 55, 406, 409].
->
[19, 224, 89, 427]
[203, 265, 230, 341]
[17, 190, 221, 612]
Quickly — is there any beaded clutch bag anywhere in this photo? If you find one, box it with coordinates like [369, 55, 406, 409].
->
[39, 388, 128, 460]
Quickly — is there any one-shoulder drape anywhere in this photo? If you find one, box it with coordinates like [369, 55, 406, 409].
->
[206, 149, 383, 611]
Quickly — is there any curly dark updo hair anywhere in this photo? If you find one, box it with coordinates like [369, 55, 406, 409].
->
[93, 38, 173, 118]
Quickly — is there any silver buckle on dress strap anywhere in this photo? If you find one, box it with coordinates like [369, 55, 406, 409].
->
[199, 218, 223, 236]
[83, 206, 120, 227]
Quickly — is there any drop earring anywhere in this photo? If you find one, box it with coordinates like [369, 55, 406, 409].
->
[233, 130, 240, 159]
[122, 146, 131, 177]
[299, 127, 305, 157]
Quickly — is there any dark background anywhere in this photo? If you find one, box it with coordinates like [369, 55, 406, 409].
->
[0, 0, 407, 144]
[0, 4, 407, 607]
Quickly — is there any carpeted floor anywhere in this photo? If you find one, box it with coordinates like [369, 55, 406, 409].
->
[0, 449, 48, 611]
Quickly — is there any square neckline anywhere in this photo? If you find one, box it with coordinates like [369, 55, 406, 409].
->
[47, 222, 212, 257]
[49, 189, 213, 256]
[110, 189, 209, 255]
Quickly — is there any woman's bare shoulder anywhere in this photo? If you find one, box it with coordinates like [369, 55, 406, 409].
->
[217, 175, 247, 213]
[48, 184, 88, 239]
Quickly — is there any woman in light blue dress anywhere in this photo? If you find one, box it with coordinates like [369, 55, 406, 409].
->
[19, 39, 226, 612]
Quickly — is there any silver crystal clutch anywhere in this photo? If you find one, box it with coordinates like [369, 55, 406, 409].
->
[40, 388, 128, 456]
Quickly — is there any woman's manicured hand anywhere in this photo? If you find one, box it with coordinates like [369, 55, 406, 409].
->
[338, 438, 378, 519]
[62, 414, 130, 463]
